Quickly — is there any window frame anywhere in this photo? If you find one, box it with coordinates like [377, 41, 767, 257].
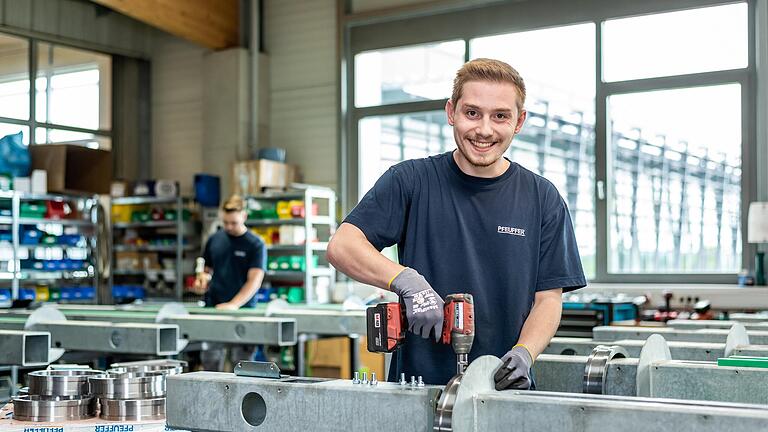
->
[0, 32, 112, 147]
[341, 0, 757, 283]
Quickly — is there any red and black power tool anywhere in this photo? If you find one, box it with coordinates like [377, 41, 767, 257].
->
[367, 293, 475, 373]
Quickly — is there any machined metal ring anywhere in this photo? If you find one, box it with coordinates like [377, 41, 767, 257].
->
[108, 363, 183, 376]
[99, 397, 166, 421]
[27, 369, 103, 398]
[89, 371, 166, 399]
[110, 359, 187, 370]
[583, 345, 629, 394]
[12, 395, 97, 422]
[433, 373, 462, 431]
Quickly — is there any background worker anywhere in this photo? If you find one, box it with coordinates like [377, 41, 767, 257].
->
[327, 58, 586, 389]
[192, 194, 267, 370]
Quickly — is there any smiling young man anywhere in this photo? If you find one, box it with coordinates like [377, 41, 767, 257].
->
[327, 58, 586, 387]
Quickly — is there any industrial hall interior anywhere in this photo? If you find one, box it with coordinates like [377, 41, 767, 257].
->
[2, 0, 768, 430]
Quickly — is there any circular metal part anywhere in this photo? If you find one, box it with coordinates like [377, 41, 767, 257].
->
[108, 363, 183, 376]
[99, 397, 166, 421]
[433, 373, 462, 431]
[725, 323, 750, 357]
[156, 302, 189, 323]
[583, 345, 629, 394]
[636, 334, 671, 397]
[110, 359, 187, 370]
[25, 305, 67, 330]
[89, 371, 166, 400]
[12, 395, 97, 422]
[434, 355, 501, 432]
[28, 369, 103, 398]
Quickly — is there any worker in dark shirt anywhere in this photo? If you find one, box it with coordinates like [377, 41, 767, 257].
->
[327, 58, 586, 388]
[193, 195, 266, 370]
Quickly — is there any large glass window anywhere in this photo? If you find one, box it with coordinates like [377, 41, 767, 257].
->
[355, 41, 465, 107]
[0, 33, 111, 149]
[608, 84, 742, 273]
[602, 3, 748, 82]
[359, 111, 453, 195]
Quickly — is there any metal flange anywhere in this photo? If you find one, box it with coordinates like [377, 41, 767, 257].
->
[434, 355, 502, 432]
[724, 323, 750, 357]
[12, 395, 97, 422]
[99, 397, 166, 421]
[636, 334, 671, 397]
[89, 371, 166, 399]
[583, 345, 629, 394]
[27, 369, 103, 398]
[108, 363, 183, 376]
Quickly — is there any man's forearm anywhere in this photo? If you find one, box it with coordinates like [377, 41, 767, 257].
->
[228, 281, 260, 307]
[515, 289, 563, 360]
[327, 223, 404, 290]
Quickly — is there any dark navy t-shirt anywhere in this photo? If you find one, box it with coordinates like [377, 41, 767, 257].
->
[202, 229, 267, 308]
[344, 151, 586, 385]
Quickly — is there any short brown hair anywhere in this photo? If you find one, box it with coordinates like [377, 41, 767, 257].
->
[222, 195, 245, 212]
[451, 58, 526, 111]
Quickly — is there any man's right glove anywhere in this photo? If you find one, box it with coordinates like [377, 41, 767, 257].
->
[389, 268, 444, 341]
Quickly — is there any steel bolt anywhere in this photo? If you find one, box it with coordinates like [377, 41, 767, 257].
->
[361, 371, 369, 385]
[417, 376, 425, 387]
[352, 371, 360, 384]
[370, 372, 378, 386]
[399, 373, 407, 386]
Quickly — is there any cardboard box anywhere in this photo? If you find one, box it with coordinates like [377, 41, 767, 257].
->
[307, 336, 385, 379]
[30, 144, 112, 194]
[110, 180, 130, 197]
[232, 159, 298, 196]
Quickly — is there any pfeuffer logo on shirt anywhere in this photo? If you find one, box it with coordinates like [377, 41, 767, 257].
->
[497, 226, 526, 237]
[234, 250, 246, 257]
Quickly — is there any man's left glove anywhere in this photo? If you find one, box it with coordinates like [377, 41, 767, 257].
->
[494, 345, 533, 390]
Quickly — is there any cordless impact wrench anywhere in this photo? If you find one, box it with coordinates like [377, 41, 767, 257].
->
[366, 293, 475, 375]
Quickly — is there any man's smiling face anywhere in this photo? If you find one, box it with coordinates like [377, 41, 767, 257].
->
[446, 80, 526, 177]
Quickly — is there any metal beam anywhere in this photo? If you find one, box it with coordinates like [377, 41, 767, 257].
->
[475, 392, 768, 432]
[668, 319, 768, 331]
[164, 316, 296, 346]
[0, 330, 49, 367]
[592, 326, 768, 345]
[166, 372, 440, 432]
[49, 304, 367, 336]
[0, 308, 298, 345]
[165, 371, 768, 432]
[533, 354, 768, 405]
[0, 317, 179, 356]
[544, 337, 768, 361]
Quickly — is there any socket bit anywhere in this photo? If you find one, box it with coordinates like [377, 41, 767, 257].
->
[370, 372, 378, 386]
[410, 375, 417, 387]
[361, 371, 369, 385]
[399, 373, 407, 386]
[352, 371, 360, 384]
[417, 376, 425, 387]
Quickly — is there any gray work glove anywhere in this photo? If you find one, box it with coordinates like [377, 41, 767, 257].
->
[494, 345, 533, 390]
[390, 268, 444, 341]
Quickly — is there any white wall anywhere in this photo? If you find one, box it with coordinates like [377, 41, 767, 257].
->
[150, 32, 206, 195]
[264, 0, 338, 189]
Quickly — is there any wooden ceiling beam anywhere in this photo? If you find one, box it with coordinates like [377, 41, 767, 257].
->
[91, 0, 239, 50]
